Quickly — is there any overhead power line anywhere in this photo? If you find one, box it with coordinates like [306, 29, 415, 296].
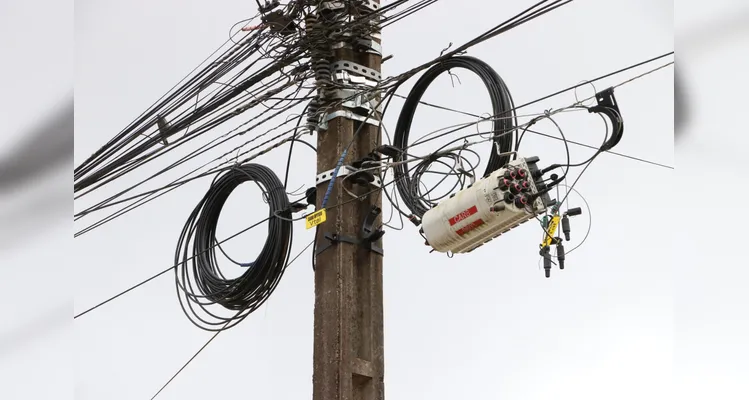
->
[148, 239, 315, 400]
[74, 55, 674, 320]
[74, 2, 675, 399]
[74, 52, 673, 233]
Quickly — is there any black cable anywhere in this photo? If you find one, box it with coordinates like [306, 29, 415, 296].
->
[149, 238, 315, 400]
[284, 102, 311, 186]
[392, 55, 516, 218]
[75, 0, 566, 197]
[74, 23, 255, 180]
[75, 28, 308, 193]
[73, 214, 274, 319]
[75, 148, 456, 320]
[74, 83, 313, 206]
[174, 163, 293, 331]
[392, 94, 672, 169]
[73, 124, 303, 237]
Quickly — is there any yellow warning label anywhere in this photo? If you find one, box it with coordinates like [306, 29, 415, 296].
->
[542, 215, 560, 247]
[305, 209, 327, 229]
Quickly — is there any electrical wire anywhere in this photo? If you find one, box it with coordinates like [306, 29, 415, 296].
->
[174, 163, 293, 331]
[75, 149, 438, 319]
[73, 1, 675, 327]
[392, 55, 517, 219]
[73, 0, 438, 226]
[148, 238, 315, 400]
[74, 214, 274, 319]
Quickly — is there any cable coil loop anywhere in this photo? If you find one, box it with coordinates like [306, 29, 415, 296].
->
[392, 55, 518, 218]
[174, 163, 293, 331]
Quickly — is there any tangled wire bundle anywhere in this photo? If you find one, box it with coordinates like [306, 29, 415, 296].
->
[392, 56, 518, 219]
[174, 163, 293, 331]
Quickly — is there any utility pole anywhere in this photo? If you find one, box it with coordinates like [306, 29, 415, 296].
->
[310, 1, 384, 400]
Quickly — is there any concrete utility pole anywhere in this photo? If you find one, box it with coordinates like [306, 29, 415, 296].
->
[310, 1, 384, 400]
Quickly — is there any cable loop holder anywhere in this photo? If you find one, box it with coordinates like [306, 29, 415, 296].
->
[587, 87, 625, 151]
[315, 207, 385, 257]
[315, 232, 383, 257]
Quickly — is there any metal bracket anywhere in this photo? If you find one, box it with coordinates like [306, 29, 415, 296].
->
[332, 60, 381, 80]
[332, 39, 382, 55]
[320, 0, 379, 13]
[325, 89, 382, 112]
[319, 110, 380, 130]
[340, 93, 380, 113]
[331, 60, 381, 87]
[334, 71, 379, 88]
[354, 39, 382, 55]
[316, 165, 382, 187]
[315, 232, 384, 257]
[315, 206, 385, 257]
[319, 1, 345, 11]
[360, 206, 385, 242]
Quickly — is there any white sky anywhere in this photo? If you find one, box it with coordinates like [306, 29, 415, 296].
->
[71, 1, 676, 399]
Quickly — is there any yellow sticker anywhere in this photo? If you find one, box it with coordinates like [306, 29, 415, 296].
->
[305, 209, 327, 229]
[542, 215, 560, 247]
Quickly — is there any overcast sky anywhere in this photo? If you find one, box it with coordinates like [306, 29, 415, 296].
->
[72, 1, 675, 399]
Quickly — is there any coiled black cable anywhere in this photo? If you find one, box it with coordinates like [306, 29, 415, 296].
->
[174, 163, 293, 331]
[392, 56, 517, 218]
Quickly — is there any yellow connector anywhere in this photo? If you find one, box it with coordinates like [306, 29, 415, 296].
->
[541, 215, 560, 247]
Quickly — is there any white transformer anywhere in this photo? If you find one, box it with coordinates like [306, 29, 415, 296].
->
[421, 156, 552, 254]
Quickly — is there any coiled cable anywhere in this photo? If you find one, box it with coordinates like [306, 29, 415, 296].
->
[174, 163, 293, 331]
[392, 56, 517, 218]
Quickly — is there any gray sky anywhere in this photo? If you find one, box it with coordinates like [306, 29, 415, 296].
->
[675, 1, 749, 398]
[73, 1, 675, 399]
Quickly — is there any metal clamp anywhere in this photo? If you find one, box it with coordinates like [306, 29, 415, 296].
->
[332, 38, 382, 55]
[320, 0, 379, 13]
[315, 206, 385, 258]
[326, 88, 381, 105]
[315, 232, 383, 257]
[319, 1, 345, 11]
[331, 60, 381, 81]
[319, 110, 380, 130]
[333, 71, 377, 87]
[334, 71, 379, 88]
[316, 165, 382, 187]
[359, 0, 380, 13]
[333, 39, 381, 55]
[355, 39, 382, 55]
[341, 93, 380, 113]
[323, 89, 382, 114]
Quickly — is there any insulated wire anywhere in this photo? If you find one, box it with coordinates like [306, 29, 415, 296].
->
[148, 239, 315, 400]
